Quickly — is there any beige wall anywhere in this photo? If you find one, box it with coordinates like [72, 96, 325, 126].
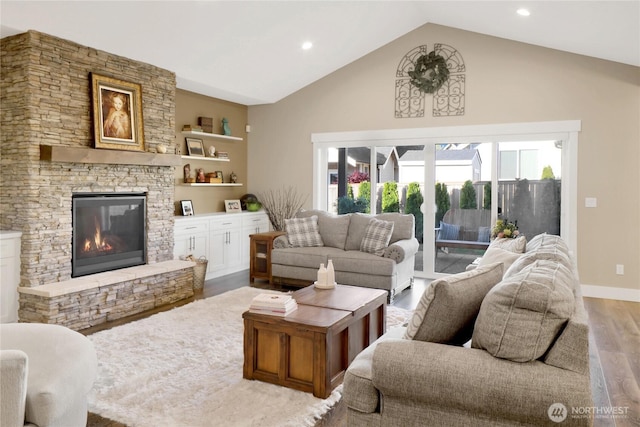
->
[247, 24, 640, 292]
[174, 89, 249, 214]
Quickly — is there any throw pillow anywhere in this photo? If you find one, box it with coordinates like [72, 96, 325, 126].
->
[317, 214, 351, 250]
[472, 260, 575, 362]
[360, 218, 394, 256]
[345, 213, 374, 251]
[284, 215, 324, 248]
[489, 235, 527, 253]
[477, 226, 491, 242]
[438, 221, 460, 240]
[403, 262, 504, 345]
[478, 247, 522, 273]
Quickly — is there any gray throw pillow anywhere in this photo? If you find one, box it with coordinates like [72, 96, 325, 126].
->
[284, 215, 324, 248]
[360, 218, 394, 256]
[472, 259, 575, 362]
[317, 214, 351, 250]
[403, 262, 504, 345]
[345, 213, 373, 251]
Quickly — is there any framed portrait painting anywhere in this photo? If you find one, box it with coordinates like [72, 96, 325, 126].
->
[91, 73, 145, 152]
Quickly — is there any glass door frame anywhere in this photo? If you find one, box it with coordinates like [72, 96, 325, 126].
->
[311, 120, 580, 279]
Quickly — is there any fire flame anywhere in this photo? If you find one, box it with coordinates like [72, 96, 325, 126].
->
[82, 217, 113, 253]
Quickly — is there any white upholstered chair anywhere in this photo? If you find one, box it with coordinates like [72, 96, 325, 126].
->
[0, 323, 98, 427]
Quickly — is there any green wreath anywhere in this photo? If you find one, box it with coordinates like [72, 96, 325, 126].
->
[408, 51, 450, 94]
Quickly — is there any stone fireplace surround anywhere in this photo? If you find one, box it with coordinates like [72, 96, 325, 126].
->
[1, 31, 193, 330]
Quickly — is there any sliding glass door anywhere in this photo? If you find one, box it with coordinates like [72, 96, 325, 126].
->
[312, 121, 578, 279]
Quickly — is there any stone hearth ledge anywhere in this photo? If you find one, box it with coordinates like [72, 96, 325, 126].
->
[18, 260, 196, 298]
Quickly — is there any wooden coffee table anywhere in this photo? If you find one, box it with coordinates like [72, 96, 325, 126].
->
[242, 285, 387, 398]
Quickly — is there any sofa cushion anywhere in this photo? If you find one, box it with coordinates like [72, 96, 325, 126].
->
[403, 262, 504, 345]
[360, 218, 394, 256]
[375, 213, 414, 242]
[345, 213, 373, 251]
[438, 221, 460, 240]
[272, 246, 343, 269]
[478, 226, 491, 242]
[489, 235, 527, 253]
[317, 214, 351, 250]
[504, 246, 574, 279]
[472, 259, 576, 362]
[478, 247, 522, 273]
[331, 251, 397, 276]
[284, 215, 323, 247]
[526, 233, 570, 256]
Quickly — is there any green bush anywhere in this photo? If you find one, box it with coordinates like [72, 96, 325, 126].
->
[405, 182, 424, 242]
[347, 184, 354, 199]
[460, 180, 477, 209]
[483, 182, 492, 210]
[541, 165, 555, 179]
[435, 182, 450, 226]
[337, 196, 368, 214]
[357, 181, 371, 213]
[381, 182, 399, 213]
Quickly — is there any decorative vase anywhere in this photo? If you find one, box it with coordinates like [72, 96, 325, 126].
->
[222, 118, 231, 136]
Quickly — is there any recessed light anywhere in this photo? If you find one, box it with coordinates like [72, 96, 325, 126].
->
[302, 41, 313, 50]
[517, 8, 530, 17]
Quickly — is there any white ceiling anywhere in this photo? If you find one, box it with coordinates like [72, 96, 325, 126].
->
[1, 1, 639, 106]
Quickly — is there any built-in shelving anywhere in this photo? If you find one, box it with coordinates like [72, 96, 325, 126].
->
[181, 131, 243, 141]
[181, 155, 230, 162]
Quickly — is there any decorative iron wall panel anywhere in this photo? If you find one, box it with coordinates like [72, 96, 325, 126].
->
[395, 43, 465, 118]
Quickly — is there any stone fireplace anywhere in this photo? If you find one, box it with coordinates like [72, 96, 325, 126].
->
[1, 31, 194, 330]
[72, 193, 147, 277]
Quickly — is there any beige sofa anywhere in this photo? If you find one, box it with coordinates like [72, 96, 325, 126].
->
[271, 210, 419, 302]
[343, 233, 594, 426]
[0, 323, 98, 427]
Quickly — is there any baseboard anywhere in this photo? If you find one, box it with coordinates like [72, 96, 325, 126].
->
[581, 284, 640, 302]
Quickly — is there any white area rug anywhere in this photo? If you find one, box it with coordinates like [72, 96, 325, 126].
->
[87, 286, 411, 427]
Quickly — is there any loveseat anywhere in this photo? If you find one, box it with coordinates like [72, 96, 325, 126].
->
[0, 323, 98, 427]
[343, 233, 594, 426]
[271, 210, 419, 302]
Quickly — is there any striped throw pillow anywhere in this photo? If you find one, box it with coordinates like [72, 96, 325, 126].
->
[285, 215, 324, 247]
[360, 218, 394, 256]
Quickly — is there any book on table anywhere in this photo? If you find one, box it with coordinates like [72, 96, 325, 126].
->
[250, 293, 298, 316]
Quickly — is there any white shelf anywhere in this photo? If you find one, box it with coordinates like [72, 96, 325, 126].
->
[182, 131, 243, 141]
[181, 155, 230, 162]
[182, 183, 243, 187]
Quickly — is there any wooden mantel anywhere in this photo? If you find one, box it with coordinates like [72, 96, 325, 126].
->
[40, 145, 182, 167]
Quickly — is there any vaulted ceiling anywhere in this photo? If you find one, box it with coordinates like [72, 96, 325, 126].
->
[1, 1, 638, 105]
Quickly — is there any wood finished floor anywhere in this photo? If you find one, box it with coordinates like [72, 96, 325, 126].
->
[86, 270, 639, 427]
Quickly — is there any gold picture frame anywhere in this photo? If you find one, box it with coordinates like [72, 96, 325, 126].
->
[91, 73, 145, 152]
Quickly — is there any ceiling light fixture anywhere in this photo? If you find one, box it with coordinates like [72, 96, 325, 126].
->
[302, 41, 313, 50]
[517, 8, 530, 17]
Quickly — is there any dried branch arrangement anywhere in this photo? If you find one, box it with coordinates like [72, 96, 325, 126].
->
[257, 187, 307, 231]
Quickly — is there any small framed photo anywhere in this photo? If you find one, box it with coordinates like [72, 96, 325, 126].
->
[91, 73, 145, 152]
[186, 138, 205, 157]
[225, 199, 242, 213]
[215, 170, 224, 183]
[180, 200, 194, 216]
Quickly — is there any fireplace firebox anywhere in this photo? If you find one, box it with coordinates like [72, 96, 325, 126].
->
[72, 193, 146, 277]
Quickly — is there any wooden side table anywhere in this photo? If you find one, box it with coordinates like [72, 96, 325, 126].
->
[249, 231, 285, 283]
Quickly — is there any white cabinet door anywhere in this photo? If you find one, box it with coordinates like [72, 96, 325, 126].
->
[209, 216, 243, 276]
[174, 220, 209, 271]
[0, 231, 21, 323]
